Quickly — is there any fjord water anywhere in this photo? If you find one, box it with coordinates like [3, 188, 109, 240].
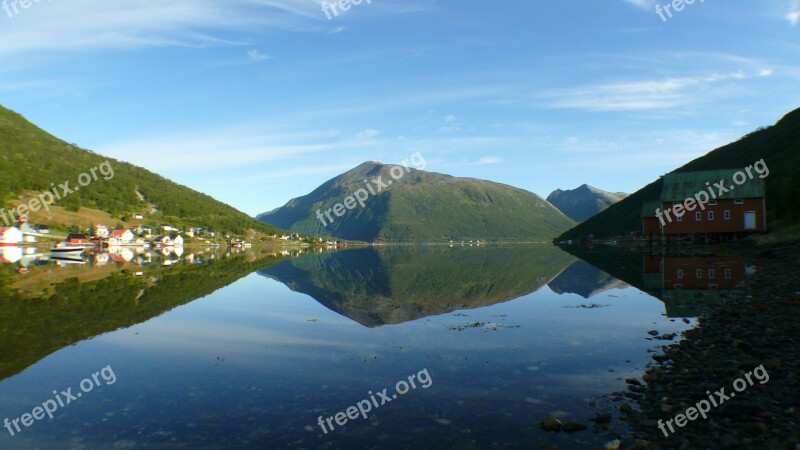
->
[0, 246, 693, 449]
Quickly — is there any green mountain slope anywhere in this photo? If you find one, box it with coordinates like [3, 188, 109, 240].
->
[0, 104, 281, 235]
[559, 107, 800, 240]
[547, 184, 628, 222]
[258, 162, 575, 242]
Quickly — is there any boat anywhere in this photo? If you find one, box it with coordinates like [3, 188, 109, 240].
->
[50, 243, 86, 257]
[50, 254, 86, 265]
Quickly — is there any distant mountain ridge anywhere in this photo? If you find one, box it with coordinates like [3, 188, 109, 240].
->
[258, 162, 575, 242]
[547, 184, 627, 222]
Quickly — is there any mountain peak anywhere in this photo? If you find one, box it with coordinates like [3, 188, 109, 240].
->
[258, 163, 575, 242]
[547, 185, 628, 223]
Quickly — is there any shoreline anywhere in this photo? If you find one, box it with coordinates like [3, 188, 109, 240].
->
[621, 239, 800, 449]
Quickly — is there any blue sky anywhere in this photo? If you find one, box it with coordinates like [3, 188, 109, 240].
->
[1, 0, 799, 215]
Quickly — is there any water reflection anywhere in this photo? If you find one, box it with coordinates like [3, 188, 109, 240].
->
[0, 245, 697, 449]
[562, 246, 749, 318]
[259, 245, 577, 326]
[0, 248, 289, 383]
[548, 260, 629, 298]
[644, 255, 747, 317]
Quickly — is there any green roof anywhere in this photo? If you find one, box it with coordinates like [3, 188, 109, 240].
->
[641, 201, 662, 218]
[661, 170, 765, 202]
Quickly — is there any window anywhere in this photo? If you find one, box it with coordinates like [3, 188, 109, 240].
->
[708, 200, 717, 206]
[696, 212, 702, 221]
[734, 199, 744, 205]
[708, 269, 715, 278]
[696, 269, 703, 279]
[677, 269, 684, 279]
[673, 284, 683, 289]
[708, 211, 714, 221]
[724, 210, 731, 220]
[709, 284, 719, 289]
[677, 214, 683, 222]
[724, 269, 732, 279]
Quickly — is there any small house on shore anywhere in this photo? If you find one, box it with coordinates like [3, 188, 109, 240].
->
[109, 229, 135, 246]
[66, 233, 89, 245]
[154, 235, 173, 247]
[660, 170, 766, 237]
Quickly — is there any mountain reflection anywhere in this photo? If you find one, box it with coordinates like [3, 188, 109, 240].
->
[548, 260, 628, 298]
[258, 245, 578, 327]
[0, 249, 286, 382]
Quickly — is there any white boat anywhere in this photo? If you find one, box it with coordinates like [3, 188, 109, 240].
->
[51, 255, 86, 265]
[50, 243, 85, 257]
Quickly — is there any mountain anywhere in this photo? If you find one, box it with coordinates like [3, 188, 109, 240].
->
[258, 245, 576, 327]
[546, 184, 627, 222]
[258, 162, 575, 242]
[0, 104, 281, 236]
[558, 107, 800, 240]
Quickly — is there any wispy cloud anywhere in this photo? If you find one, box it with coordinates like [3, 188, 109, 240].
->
[544, 71, 755, 112]
[247, 49, 269, 61]
[0, 0, 344, 57]
[789, 0, 800, 25]
[477, 156, 504, 165]
[623, 0, 656, 10]
[439, 115, 461, 133]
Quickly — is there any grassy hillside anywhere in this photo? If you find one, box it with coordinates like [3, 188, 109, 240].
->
[559, 107, 800, 240]
[259, 162, 576, 242]
[0, 104, 282, 236]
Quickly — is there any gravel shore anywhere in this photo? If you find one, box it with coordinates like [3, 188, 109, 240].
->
[622, 240, 800, 449]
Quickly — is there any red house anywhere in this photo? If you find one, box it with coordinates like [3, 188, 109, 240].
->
[66, 233, 88, 245]
[658, 170, 766, 237]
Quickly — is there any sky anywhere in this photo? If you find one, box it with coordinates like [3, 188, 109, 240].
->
[1, 0, 799, 215]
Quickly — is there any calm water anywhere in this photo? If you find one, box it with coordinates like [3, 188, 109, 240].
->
[0, 245, 735, 449]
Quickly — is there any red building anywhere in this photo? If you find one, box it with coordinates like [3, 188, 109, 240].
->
[662, 257, 746, 290]
[658, 170, 766, 237]
[66, 233, 88, 245]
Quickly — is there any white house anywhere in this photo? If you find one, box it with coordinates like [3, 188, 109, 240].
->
[95, 225, 110, 238]
[108, 229, 135, 246]
[133, 213, 144, 220]
[0, 227, 23, 246]
[154, 235, 173, 247]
